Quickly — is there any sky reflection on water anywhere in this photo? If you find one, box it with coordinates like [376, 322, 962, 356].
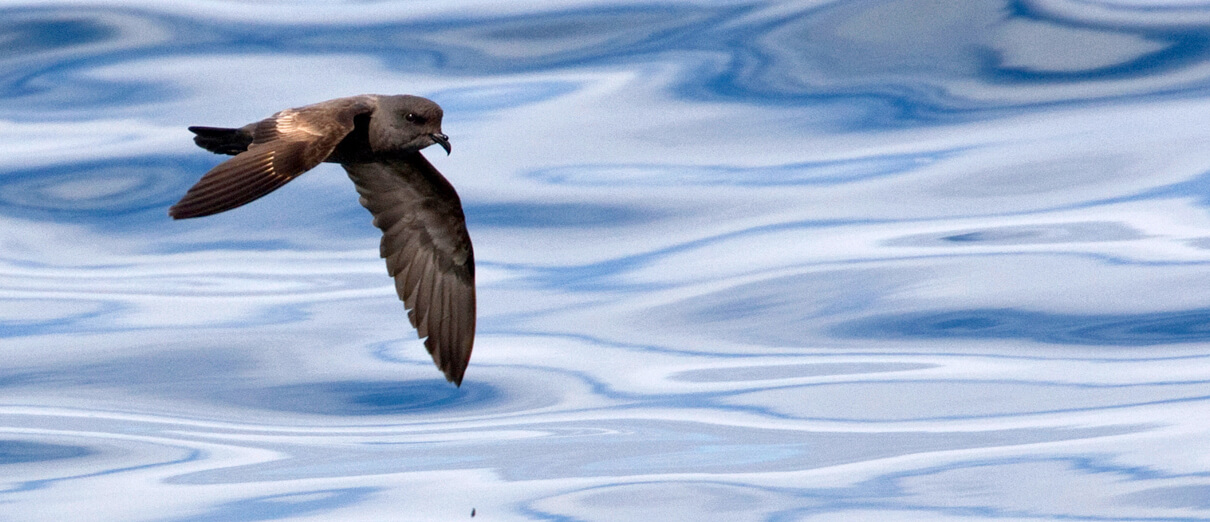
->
[5, 0, 1210, 520]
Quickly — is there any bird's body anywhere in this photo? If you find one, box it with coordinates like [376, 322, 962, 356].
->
[171, 94, 476, 386]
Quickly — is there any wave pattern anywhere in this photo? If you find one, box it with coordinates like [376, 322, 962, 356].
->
[5, 0, 1210, 520]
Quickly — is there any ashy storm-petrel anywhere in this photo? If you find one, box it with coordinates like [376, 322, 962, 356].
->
[170, 94, 476, 386]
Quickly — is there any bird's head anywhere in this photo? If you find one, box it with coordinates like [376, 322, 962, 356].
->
[372, 95, 450, 155]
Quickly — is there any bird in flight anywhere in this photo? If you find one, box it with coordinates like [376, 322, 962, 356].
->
[170, 94, 476, 386]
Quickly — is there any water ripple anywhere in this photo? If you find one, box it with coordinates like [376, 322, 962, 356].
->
[5, 0, 1210, 519]
[7, 2, 1210, 122]
[0, 439, 91, 465]
[0, 156, 202, 220]
[529, 152, 948, 187]
[165, 487, 379, 522]
[839, 307, 1210, 346]
[222, 380, 504, 417]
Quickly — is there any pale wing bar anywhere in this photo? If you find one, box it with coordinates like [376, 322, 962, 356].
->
[171, 99, 374, 219]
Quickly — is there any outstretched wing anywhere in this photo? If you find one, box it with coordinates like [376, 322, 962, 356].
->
[344, 154, 476, 385]
[170, 96, 376, 219]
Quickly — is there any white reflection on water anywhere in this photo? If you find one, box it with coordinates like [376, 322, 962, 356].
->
[6, 0, 1210, 520]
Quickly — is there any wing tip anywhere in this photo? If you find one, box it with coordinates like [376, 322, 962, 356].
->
[444, 360, 467, 387]
[421, 334, 470, 387]
[168, 200, 219, 219]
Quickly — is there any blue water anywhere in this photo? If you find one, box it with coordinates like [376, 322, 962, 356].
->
[5, 0, 1210, 520]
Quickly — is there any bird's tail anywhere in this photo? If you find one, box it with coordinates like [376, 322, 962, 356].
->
[188, 126, 253, 156]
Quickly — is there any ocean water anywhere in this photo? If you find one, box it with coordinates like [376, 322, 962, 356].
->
[5, 0, 1210, 520]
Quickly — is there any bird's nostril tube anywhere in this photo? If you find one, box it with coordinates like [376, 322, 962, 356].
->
[430, 133, 451, 154]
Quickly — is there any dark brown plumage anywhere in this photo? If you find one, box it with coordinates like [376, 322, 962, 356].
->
[170, 95, 475, 386]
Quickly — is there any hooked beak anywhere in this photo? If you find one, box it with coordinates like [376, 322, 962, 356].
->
[430, 133, 451, 155]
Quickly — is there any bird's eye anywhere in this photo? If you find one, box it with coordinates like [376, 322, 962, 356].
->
[404, 113, 426, 124]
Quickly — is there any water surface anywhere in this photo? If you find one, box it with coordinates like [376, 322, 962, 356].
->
[5, 0, 1210, 520]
